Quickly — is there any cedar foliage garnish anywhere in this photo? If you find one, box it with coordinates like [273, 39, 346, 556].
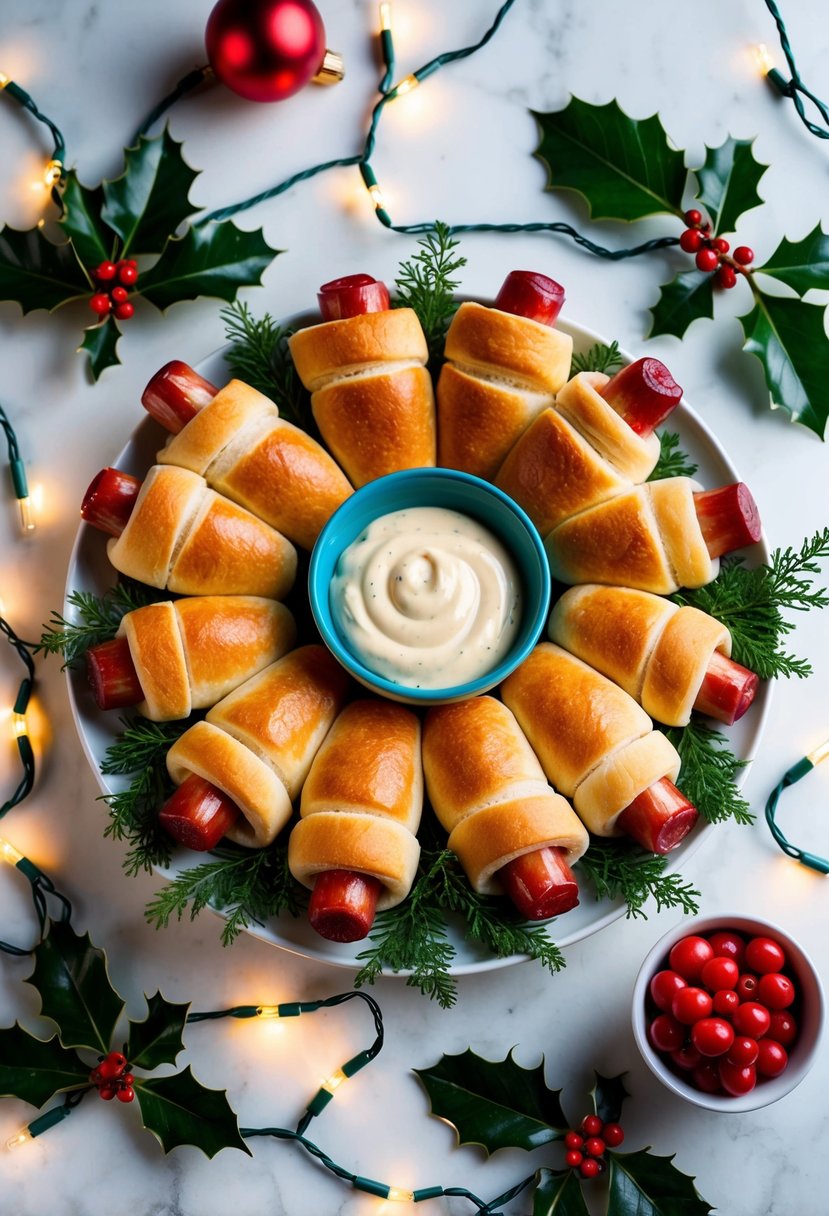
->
[145, 843, 305, 946]
[392, 221, 466, 365]
[221, 300, 312, 430]
[673, 528, 829, 679]
[569, 338, 625, 376]
[649, 430, 699, 481]
[577, 843, 701, 919]
[37, 582, 157, 668]
[667, 720, 753, 825]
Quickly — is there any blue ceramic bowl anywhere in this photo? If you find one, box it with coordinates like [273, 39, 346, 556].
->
[309, 467, 551, 705]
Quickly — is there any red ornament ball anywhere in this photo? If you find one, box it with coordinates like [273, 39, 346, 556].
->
[206, 0, 327, 102]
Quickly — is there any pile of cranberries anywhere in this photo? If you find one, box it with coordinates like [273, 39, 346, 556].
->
[678, 210, 754, 290]
[646, 929, 799, 1097]
[89, 1049, 135, 1102]
[563, 1114, 624, 1179]
[88, 259, 139, 320]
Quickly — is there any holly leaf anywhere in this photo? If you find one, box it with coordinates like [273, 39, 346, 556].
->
[533, 1168, 591, 1216]
[101, 128, 202, 256]
[759, 223, 829, 295]
[692, 138, 767, 237]
[0, 1023, 89, 1107]
[532, 98, 687, 221]
[135, 1065, 251, 1158]
[590, 1071, 629, 1125]
[414, 1048, 567, 1154]
[59, 171, 114, 267]
[648, 270, 715, 339]
[127, 991, 189, 1070]
[138, 221, 279, 312]
[25, 921, 124, 1054]
[607, 1149, 713, 1216]
[79, 315, 122, 381]
[739, 291, 829, 438]
[0, 224, 89, 313]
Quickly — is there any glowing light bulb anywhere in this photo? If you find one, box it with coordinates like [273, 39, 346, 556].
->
[255, 1005, 281, 1020]
[17, 495, 35, 533]
[12, 712, 28, 739]
[368, 183, 386, 210]
[387, 1187, 414, 1202]
[752, 43, 775, 75]
[379, 2, 392, 31]
[808, 739, 829, 767]
[43, 159, 62, 187]
[321, 1068, 347, 1094]
[391, 73, 418, 98]
[6, 1127, 32, 1150]
[0, 72, 10, 88]
[0, 838, 24, 866]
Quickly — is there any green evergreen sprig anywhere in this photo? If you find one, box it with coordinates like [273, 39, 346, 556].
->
[220, 301, 312, 431]
[666, 720, 753, 826]
[37, 582, 157, 668]
[577, 843, 701, 920]
[672, 527, 829, 678]
[649, 431, 699, 481]
[570, 339, 625, 376]
[392, 221, 466, 365]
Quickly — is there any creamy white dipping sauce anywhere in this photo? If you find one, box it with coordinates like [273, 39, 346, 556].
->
[330, 506, 522, 689]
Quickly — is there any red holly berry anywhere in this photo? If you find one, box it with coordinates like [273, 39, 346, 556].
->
[95, 261, 117, 281]
[603, 1123, 625, 1148]
[584, 1136, 606, 1157]
[97, 1051, 127, 1080]
[98, 1085, 117, 1101]
[565, 1149, 583, 1168]
[89, 292, 112, 315]
[579, 1158, 601, 1179]
[695, 248, 719, 273]
[581, 1114, 603, 1136]
[733, 246, 755, 266]
[713, 238, 730, 254]
[679, 229, 703, 253]
[684, 209, 703, 227]
[716, 265, 738, 289]
[117, 261, 139, 286]
[111, 285, 129, 304]
[564, 1131, 584, 1150]
[116, 1085, 136, 1103]
[114, 301, 136, 321]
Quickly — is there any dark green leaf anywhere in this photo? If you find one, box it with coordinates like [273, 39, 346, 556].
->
[0, 225, 89, 313]
[532, 98, 687, 221]
[59, 171, 113, 267]
[739, 291, 829, 438]
[590, 1072, 629, 1125]
[692, 138, 767, 236]
[79, 315, 122, 381]
[533, 1168, 591, 1216]
[607, 1148, 713, 1216]
[25, 921, 124, 1054]
[139, 222, 279, 311]
[135, 1065, 251, 1158]
[648, 270, 714, 340]
[414, 1048, 567, 1154]
[101, 128, 201, 256]
[127, 992, 190, 1070]
[0, 1023, 89, 1107]
[759, 223, 829, 295]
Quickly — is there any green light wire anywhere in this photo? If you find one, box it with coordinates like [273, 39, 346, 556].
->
[762, 0, 829, 140]
[765, 747, 829, 873]
[1, 615, 37, 822]
[0, 74, 66, 207]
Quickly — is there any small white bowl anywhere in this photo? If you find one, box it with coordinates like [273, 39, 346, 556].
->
[632, 914, 824, 1112]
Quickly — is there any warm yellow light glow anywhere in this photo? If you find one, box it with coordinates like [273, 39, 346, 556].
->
[379, 2, 392, 31]
[44, 159, 62, 187]
[12, 712, 28, 740]
[0, 72, 9, 88]
[256, 1005, 282, 1020]
[6, 1127, 32, 1150]
[0, 838, 25, 866]
[387, 1187, 414, 1202]
[368, 183, 386, 210]
[391, 73, 418, 98]
[752, 43, 775, 75]
[808, 739, 829, 767]
[17, 495, 35, 533]
[321, 1068, 347, 1094]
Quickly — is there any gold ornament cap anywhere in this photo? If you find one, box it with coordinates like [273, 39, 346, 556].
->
[313, 50, 345, 86]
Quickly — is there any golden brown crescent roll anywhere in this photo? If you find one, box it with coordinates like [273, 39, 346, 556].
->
[116, 596, 296, 721]
[165, 645, 351, 848]
[289, 699, 422, 909]
[500, 643, 681, 837]
[106, 465, 297, 599]
[288, 308, 436, 487]
[422, 696, 588, 894]
[549, 585, 731, 726]
[437, 300, 572, 479]
[157, 378, 352, 551]
[554, 372, 661, 483]
[544, 477, 718, 594]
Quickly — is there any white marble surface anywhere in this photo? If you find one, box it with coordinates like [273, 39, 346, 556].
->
[1, 1, 828, 1212]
